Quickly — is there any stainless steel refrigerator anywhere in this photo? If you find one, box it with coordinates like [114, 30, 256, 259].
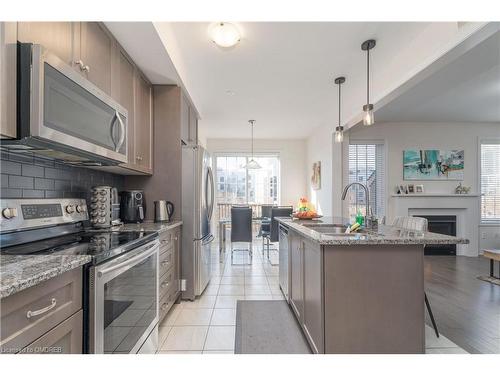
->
[181, 145, 215, 300]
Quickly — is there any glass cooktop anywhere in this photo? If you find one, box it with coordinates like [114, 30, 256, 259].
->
[1, 230, 158, 265]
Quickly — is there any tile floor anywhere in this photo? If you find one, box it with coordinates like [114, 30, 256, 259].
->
[157, 240, 282, 354]
[156, 238, 468, 354]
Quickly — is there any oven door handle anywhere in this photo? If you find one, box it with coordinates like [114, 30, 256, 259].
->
[97, 243, 158, 278]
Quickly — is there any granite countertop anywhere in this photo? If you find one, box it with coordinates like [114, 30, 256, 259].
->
[0, 253, 91, 299]
[277, 217, 469, 246]
[0, 221, 182, 299]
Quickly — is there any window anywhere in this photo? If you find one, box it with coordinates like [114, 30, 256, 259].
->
[480, 142, 500, 223]
[215, 155, 280, 205]
[348, 143, 386, 220]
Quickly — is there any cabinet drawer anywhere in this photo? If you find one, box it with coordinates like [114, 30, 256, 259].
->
[158, 287, 177, 323]
[0, 268, 82, 353]
[159, 231, 173, 252]
[19, 310, 83, 354]
[159, 246, 173, 276]
[159, 267, 175, 300]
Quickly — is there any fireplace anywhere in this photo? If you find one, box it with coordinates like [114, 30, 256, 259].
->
[414, 215, 457, 255]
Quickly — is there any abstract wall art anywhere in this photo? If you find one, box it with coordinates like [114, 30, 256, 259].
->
[403, 149, 464, 180]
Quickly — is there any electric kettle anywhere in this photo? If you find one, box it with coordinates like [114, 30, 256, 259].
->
[154, 200, 174, 222]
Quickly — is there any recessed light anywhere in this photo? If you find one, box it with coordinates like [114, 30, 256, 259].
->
[209, 22, 241, 48]
[225, 90, 236, 96]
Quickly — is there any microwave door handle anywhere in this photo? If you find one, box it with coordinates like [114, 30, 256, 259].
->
[115, 111, 126, 151]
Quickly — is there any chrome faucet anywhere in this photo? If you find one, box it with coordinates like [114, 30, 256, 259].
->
[341, 182, 375, 229]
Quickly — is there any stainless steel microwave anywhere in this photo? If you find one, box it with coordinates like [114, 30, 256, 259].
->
[2, 43, 128, 165]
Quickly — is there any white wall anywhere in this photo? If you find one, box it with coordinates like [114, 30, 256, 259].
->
[206, 138, 307, 207]
[347, 122, 500, 254]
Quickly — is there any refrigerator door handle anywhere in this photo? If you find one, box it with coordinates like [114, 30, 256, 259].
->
[207, 166, 215, 221]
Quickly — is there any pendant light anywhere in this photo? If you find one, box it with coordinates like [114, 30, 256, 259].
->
[361, 39, 376, 126]
[334, 76, 346, 143]
[243, 120, 261, 169]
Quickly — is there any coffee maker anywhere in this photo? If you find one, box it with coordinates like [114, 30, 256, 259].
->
[120, 190, 146, 223]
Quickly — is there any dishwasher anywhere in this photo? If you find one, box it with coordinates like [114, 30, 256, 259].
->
[278, 223, 290, 302]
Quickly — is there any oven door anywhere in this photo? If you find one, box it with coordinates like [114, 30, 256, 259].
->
[90, 240, 159, 354]
[28, 44, 128, 163]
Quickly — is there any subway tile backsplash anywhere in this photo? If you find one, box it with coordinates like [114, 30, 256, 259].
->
[0, 150, 124, 202]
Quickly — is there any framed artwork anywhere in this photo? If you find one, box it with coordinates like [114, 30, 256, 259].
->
[415, 184, 424, 193]
[407, 184, 415, 194]
[311, 161, 321, 190]
[403, 149, 464, 180]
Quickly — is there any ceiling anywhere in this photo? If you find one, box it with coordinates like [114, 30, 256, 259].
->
[155, 22, 432, 139]
[376, 30, 500, 123]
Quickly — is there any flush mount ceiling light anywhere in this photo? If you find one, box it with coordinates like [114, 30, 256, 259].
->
[334, 76, 346, 143]
[361, 39, 376, 126]
[210, 22, 241, 48]
[242, 120, 261, 169]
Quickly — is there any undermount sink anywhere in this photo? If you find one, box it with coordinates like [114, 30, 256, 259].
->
[302, 224, 360, 236]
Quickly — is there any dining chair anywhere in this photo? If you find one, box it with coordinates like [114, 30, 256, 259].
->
[259, 204, 274, 254]
[230, 207, 253, 265]
[392, 215, 439, 337]
[264, 206, 293, 264]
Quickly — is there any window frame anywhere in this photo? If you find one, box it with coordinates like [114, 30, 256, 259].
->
[347, 139, 387, 220]
[214, 152, 281, 205]
[479, 138, 500, 225]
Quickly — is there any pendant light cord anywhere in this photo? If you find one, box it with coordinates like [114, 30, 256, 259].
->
[338, 82, 341, 127]
[367, 48, 370, 105]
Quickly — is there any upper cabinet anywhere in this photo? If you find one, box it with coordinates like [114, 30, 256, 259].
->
[0, 22, 17, 139]
[78, 22, 113, 95]
[132, 71, 153, 173]
[181, 94, 198, 145]
[17, 22, 75, 66]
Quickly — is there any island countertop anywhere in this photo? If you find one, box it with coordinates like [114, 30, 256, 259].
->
[276, 217, 469, 246]
[0, 253, 91, 299]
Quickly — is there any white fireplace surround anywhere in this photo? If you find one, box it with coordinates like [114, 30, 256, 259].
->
[390, 194, 480, 256]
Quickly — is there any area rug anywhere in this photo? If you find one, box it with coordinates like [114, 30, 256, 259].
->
[477, 275, 500, 286]
[235, 300, 312, 354]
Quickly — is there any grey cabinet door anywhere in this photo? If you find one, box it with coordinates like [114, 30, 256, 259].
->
[17, 22, 76, 66]
[174, 228, 181, 294]
[180, 94, 190, 143]
[0, 22, 16, 139]
[116, 49, 135, 166]
[133, 72, 153, 173]
[303, 240, 324, 353]
[79, 22, 113, 95]
[189, 106, 198, 144]
[290, 233, 304, 323]
[21, 310, 83, 354]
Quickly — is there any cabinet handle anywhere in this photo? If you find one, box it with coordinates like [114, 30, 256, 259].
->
[161, 239, 169, 244]
[26, 298, 57, 319]
[161, 260, 170, 267]
[74, 60, 90, 72]
[161, 303, 168, 311]
[161, 281, 170, 289]
[136, 156, 143, 161]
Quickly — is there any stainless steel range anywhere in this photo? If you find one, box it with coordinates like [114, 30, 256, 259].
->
[0, 198, 159, 354]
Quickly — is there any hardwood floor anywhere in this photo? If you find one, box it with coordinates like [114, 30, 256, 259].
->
[424, 256, 500, 354]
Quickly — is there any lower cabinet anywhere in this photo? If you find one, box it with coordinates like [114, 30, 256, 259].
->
[288, 230, 324, 354]
[158, 226, 181, 324]
[21, 310, 83, 354]
[0, 268, 84, 354]
[302, 239, 324, 354]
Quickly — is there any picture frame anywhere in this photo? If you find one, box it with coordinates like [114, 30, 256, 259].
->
[399, 184, 407, 194]
[415, 184, 424, 193]
[311, 161, 321, 190]
[407, 184, 415, 194]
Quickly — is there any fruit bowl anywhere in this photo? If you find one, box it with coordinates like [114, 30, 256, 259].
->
[292, 212, 323, 220]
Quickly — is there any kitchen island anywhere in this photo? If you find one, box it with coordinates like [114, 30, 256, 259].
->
[277, 217, 468, 354]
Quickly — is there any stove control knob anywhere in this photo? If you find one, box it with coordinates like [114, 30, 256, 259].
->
[98, 218, 106, 224]
[98, 211, 106, 217]
[91, 197, 98, 203]
[91, 211, 99, 217]
[99, 197, 107, 203]
[2, 207, 18, 219]
[90, 203, 98, 209]
[65, 205, 75, 214]
[99, 204, 106, 210]
[99, 190, 107, 196]
[90, 218, 97, 224]
[76, 205, 86, 213]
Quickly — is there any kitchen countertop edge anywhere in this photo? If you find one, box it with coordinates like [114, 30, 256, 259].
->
[277, 217, 469, 246]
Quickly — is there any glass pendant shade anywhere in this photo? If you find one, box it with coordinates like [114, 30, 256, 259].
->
[245, 158, 262, 169]
[334, 126, 344, 143]
[363, 104, 374, 126]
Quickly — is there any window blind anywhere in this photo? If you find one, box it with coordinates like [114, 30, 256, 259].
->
[348, 143, 386, 219]
[481, 143, 500, 223]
